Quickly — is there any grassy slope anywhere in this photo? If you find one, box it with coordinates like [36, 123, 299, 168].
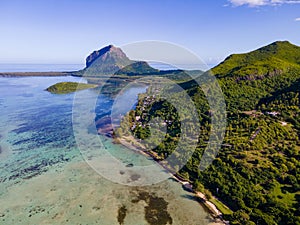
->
[213, 41, 300, 78]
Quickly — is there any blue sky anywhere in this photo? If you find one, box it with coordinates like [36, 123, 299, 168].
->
[0, 0, 299, 65]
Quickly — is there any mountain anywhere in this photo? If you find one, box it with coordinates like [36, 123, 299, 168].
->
[81, 45, 161, 76]
[83, 44, 133, 76]
[77, 44, 203, 79]
[213, 41, 300, 79]
[209, 41, 300, 111]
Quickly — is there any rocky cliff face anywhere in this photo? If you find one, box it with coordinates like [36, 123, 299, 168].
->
[84, 45, 133, 75]
[86, 45, 130, 67]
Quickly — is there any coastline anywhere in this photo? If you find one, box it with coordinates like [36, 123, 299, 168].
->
[0, 75, 217, 224]
[0, 72, 72, 77]
[0, 71, 229, 224]
[115, 136, 229, 225]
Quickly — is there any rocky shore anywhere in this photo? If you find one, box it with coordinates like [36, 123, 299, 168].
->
[95, 116, 114, 137]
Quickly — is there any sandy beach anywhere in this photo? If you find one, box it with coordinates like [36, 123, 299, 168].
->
[116, 136, 227, 225]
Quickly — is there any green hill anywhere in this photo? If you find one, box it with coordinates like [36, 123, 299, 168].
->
[118, 41, 300, 225]
[114, 61, 159, 75]
[213, 41, 300, 79]
[114, 61, 203, 80]
[210, 41, 300, 111]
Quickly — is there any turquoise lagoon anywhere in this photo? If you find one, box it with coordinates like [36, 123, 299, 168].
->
[0, 76, 214, 225]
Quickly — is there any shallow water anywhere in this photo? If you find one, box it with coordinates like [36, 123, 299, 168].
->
[0, 76, 213, 224]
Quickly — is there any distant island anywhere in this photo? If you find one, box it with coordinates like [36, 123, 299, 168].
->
[46, 82, 98, 94]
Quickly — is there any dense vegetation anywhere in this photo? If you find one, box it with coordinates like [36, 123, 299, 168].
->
[117, 41, 300, 225]
[114, 61, 203, 80]
[114, 61, 160, 75]
[46, 82, 98, 94]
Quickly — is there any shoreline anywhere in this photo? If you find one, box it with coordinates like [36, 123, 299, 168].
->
[115, 136, 229, 225]
[0, 71, 229, 224]
[0, 72, 72, 77]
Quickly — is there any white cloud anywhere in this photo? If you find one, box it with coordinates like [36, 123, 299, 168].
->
[296, 17, 300, 21]
[228, 0, 300, 7]
[229, 0, 267, 6]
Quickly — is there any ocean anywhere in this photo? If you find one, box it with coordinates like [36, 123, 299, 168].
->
[0, 64, 85, 72]
[0, 63, 215, 73]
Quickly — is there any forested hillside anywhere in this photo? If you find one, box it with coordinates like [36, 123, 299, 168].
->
[117, 41, 300, 225]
